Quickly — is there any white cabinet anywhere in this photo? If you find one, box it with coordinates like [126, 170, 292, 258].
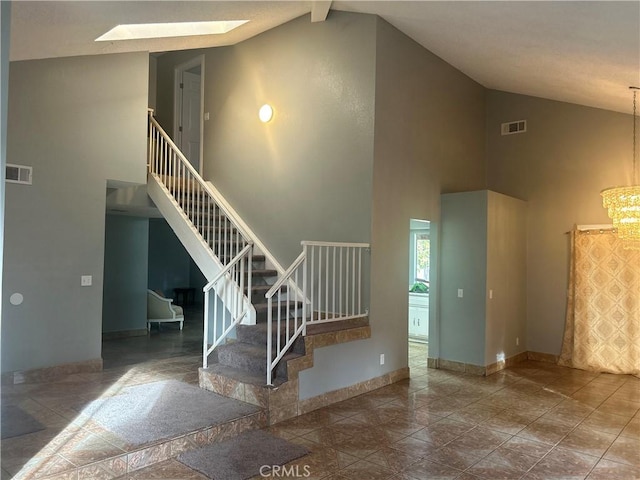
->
[408, 293, 429, 340]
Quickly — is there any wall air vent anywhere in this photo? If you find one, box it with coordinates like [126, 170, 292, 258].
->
[501, 120, 527, 136]
[5, 164, 32, 185]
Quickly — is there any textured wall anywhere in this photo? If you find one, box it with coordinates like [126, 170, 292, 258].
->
[486, 90, 631, 355]
[199, 12, 376, 267]
[103, 215, 149, 333]
[485, 191, 527, 365]
[3, 52, 148, 372]
[371, 17, 486, 371]
[440, 191, 488, 365]
[147, 218, 192, 298]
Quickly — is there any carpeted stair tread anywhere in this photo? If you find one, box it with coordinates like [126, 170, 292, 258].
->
[81, 380, 260, 446]
[252, 301, 304, 323]
[219, 254, 266, 264]
[217, 343, 271, 376]
[247, 284, 287, 296]
[253, 301, 303, 312]
[237, 322, 306, 353]
[216, 343, 303, 379]
[247, 269, 278, 278]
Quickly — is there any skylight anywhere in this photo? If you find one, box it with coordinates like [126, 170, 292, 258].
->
[95, 20, 248, 42]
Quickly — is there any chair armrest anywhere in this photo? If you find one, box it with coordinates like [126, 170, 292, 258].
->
[147, 289, 180, 319]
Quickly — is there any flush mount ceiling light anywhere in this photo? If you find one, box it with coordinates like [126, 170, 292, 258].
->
[601, 86, 640, 250]
[95, 20, 248, 42]
[259, 104, 274, 123]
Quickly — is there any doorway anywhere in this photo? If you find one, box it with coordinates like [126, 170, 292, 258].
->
[408, 219, 430, 364]
[173, 55, 204, 173]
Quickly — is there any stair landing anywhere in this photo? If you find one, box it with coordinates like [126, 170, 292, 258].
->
[199, 318, 371, 425]
[1, 358, 266, 480]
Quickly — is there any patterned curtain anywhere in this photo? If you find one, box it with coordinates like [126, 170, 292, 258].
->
[559, 229, 640, 376]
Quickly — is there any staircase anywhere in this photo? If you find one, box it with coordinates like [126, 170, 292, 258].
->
[147, 110, 370, 425]
[207, 254, 306, 385]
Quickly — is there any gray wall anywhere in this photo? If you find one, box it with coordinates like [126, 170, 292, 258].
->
[370, 17, 486, 375]
[189, 258, 207, 305]
[102, 215, 149, 333]
[439, 191, 488, 366]
[485, 191, 527, 365]
[0, 1, 10, 368]
[439, 190, 527, 367]
[148, 218, 192, 298]
[486, 90, 631, 355]
[157, 13, 376, 268]
[2, 52, 148, 372]
[148, 54, 157, 111]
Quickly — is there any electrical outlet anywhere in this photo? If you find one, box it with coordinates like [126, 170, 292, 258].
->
[379, 354, 385, 365]
[516, 337, 520, 346]
[81, 275, 92, 287]
[457, 289, 464, 298]
[489, 289, 493, 299]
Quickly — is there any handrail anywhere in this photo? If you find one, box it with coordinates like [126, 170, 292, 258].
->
[148, 113, 252, 241]
[265, 241, 370, 385]
[204, 244, 253, 291]
[147, 111, 254, 369]
[265, 251, 305, 299]
[203, 245, 253, 365]
[302, 240, 370, 248]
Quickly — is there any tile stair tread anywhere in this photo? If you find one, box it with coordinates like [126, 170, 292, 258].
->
[305, 316, 370, 335]
[202, 363, 286, 387]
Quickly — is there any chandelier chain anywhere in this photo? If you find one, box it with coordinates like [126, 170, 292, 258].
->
[601, 87, 640, 250]
[634, 89, 637, 183]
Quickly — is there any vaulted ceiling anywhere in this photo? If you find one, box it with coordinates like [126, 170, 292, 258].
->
[9, 1, 640, 114]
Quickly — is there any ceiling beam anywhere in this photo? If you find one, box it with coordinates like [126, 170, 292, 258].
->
[311, 1, 332, 23]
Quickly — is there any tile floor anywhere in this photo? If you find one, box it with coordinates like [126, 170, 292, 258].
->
[2, 328, 639, 479]
[1, 312, 204, 480]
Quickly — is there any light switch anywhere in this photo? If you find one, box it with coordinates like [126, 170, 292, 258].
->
[81, 275, 92, 287]
[204, 112, 210, 121]
[457, 289, 464, 298]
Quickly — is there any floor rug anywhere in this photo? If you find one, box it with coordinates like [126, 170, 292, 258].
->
[178, 429, 309, 480]
[1, 405, 46, 439]
[80, 380, 260, 446]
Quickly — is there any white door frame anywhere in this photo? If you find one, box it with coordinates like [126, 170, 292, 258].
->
[173, 54, 205, 175]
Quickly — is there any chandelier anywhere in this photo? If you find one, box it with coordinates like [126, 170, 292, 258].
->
[601, 86, 640, 250]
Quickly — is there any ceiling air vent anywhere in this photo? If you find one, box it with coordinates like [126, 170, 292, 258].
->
[6, 164, 32, 185]
[501, 120, 527, 136]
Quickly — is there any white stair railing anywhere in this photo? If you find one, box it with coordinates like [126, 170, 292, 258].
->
[265, 241, 369, 385]
[203, 244, 253, 366]
[147, 110, 253, 368]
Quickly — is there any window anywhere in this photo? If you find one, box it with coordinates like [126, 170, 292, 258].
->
[414, 233, 430, 283]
